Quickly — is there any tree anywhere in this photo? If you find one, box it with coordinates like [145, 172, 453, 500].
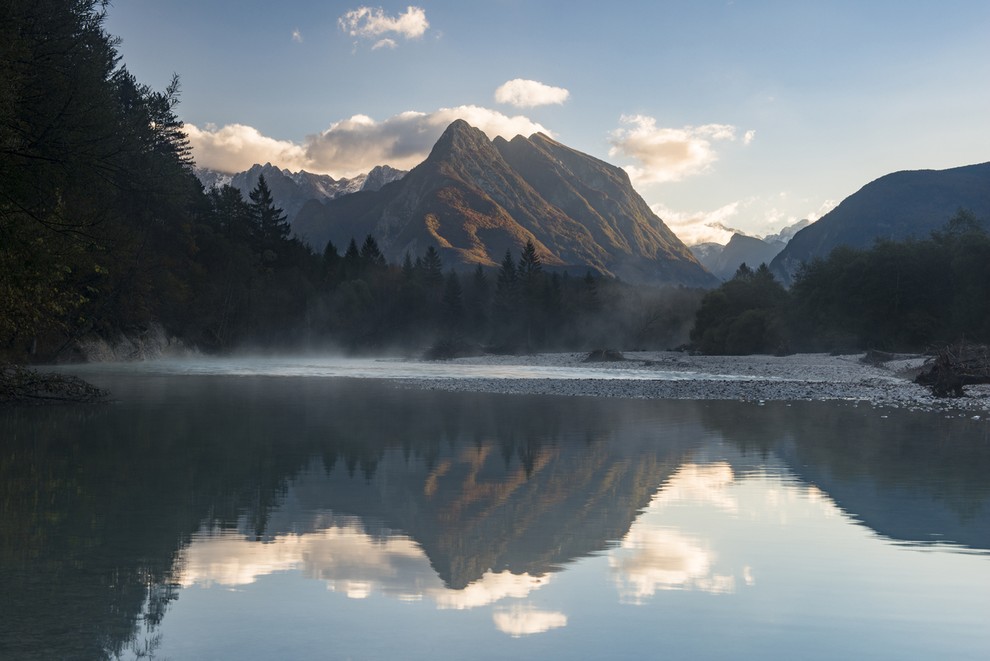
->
[441, 270, 464, 333]
[360, 235, 386, 272]
[690, 262, 789, 354]
[248, 174, 290, 251]
[420, 246, 444, 290]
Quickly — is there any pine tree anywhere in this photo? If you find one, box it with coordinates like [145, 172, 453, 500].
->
[360, 235, 386, 272]
[420, 246, 444, 289]
[343, 238, 361, 280]
[441, 270, 464, 332]
[248, 174, 290, 250]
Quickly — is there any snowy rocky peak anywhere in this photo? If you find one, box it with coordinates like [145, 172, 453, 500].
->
[763, 219, 812, 245]
[192, 162, 408, 229]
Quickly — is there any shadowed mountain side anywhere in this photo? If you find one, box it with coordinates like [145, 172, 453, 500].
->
[293, 120, 717, 286]
[495, 132, 712, 285]
[771, 162, 990, 283]
[700, 401, 990, 551]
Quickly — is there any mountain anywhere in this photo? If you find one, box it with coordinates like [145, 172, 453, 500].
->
[293, 120, 718, 287]
[696, 233, 785, 281]
[193, 163, 406, 228]
[689, 242, 724, 269]
[770, 162, 990, 283]
[763, 218, 811, 244]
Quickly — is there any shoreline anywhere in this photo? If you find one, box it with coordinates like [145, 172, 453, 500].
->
[401, 351, 990, 413]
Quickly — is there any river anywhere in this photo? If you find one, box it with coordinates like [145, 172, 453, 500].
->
[1, 361, 988, 659]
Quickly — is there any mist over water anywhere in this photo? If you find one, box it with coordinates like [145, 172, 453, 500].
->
[64, 354, 767, 382]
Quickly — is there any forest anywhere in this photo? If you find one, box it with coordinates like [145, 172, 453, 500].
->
[691, 210, 990, 355]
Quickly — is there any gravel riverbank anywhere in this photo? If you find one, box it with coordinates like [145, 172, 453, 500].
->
[404, 351, 990, 413]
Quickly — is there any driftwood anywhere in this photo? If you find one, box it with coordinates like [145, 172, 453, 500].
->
[0, 365, 108, 404]
[914, 344, 990, 397]
[583, 349, 626, 363]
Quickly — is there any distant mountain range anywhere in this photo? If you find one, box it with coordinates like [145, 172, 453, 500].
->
[292, 119, 716, 287]
[193, 163, 406, 227]
[770, 162, 990, 283]
[689, 219, 811, 281]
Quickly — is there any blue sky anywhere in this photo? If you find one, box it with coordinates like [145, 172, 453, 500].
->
[106, 1, 990, 244]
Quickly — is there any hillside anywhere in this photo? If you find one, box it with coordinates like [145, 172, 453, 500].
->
[771, 162, 990, 283]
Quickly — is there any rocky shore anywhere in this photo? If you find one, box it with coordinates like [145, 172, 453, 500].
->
[405, 351, 990, 413]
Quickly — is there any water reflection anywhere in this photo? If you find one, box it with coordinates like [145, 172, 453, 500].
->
[1, 375, 989, 659]
[179, 519, 551, 608]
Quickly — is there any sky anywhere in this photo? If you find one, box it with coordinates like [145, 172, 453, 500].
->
[105, 1, 990, 245]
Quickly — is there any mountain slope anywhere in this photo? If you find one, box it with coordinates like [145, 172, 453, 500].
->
[770, 162, 990, 283]
[294, 120, 717, 287]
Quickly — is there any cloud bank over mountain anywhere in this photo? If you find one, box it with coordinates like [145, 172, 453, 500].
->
[186, 106, 549, 177]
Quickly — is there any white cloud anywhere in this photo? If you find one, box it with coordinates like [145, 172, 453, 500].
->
[743, 129, 756, 145]
[610, 527, 735, 604]
[292, 28, 303, 43]
[493, 605, 568, 637]
[185, 123, 310, 174]
[609, 114, 745, 185]
[494, 79, 570, 108]
[186, 107, 549, 178]
[340, 6, 429, 46]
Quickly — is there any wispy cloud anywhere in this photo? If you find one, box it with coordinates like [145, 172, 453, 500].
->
[291, 28, 303, 43]
[339, 5, 429, 48]
[651, 195, 833, 246]
[609, 115, 750, 185]
[186, 107, 549, 177]
[494, 79, 570, 108]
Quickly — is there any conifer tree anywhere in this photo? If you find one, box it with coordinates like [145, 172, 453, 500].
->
[420, 246, 444, 289]
[248, 174, 290, 249]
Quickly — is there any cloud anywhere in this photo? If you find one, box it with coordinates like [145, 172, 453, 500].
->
[292, 28, 303, 43]
[187, 107, 549, 178]
[609, 114, 747, 185]
[494, 79, 570, 108]
[340, 5, 429, 46]
[651, 200, 747, 246]
[493, 605, 568, 637]
[610, 527, 735, 604]
[185, 123, 310, 174]
[743, 129, 756, 145]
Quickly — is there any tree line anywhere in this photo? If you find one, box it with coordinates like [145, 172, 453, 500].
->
[690, 210, 990, 354]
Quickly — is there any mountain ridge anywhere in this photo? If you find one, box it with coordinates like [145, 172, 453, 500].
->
[294, 120, 717, 287]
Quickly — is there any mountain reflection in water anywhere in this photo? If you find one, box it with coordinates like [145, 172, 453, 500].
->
[1, 375, 988, 660]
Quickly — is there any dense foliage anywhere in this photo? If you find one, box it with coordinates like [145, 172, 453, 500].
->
[691, 211, 990, 354]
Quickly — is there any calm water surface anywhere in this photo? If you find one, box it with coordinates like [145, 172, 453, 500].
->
[1, 362, 989, 660]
